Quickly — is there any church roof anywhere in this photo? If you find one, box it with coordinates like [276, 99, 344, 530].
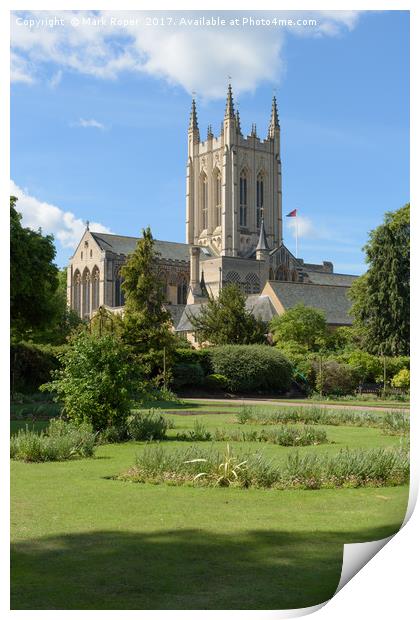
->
[305, 271, 358, 287]
[90, 232, 194, 262]
[266, 281, 353, 326]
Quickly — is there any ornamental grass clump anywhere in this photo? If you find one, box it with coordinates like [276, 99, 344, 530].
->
[236, 405, 407, 431]
[126, 409, 170, 441]
[10, 419, 97, 462]
[382, 411, 410, 435]
[117, 444, 409, 489]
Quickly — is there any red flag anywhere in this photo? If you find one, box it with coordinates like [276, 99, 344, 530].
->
[286, 209, 297, 217]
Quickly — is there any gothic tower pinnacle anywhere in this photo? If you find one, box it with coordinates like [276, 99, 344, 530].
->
[224, 83, 235, 119]
[268, 95, 280, 138]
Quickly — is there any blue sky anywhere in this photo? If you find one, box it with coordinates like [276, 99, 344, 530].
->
[11, 10, 409, 273]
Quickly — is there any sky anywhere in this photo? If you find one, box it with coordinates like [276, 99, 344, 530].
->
[10, 10, 409, 273]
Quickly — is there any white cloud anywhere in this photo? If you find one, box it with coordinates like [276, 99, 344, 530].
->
[73, 118, 106, 130]
[10, 10, 363, 98]
[49, 69, 62, 89]
[10, 180, 112, 249]
[285, 214, 320, 239]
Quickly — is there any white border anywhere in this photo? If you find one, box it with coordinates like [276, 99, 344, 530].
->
[2, 1, 417, 618]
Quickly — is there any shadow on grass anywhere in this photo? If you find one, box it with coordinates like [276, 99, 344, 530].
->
[11, 523, 402, 610]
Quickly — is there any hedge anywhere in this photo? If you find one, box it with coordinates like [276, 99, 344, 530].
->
[172, 362, 204, 389]
[209, 345, 292, 393]
[173, 348, 212, 374]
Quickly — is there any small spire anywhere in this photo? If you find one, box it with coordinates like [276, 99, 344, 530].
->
[256, 216, 270, 252]
[85, 220, 90, 231]
[200, 269, 208, 296]
[268, 95, 280, 138]
[207, 124, 213, 139]
[224, 83, 235, 119]
[235, 109, 242, 134]
[189, 98, 199, 132]
[251, 123, 257, 137]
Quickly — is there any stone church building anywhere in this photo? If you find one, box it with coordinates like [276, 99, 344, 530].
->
[67, 85, 356, 334]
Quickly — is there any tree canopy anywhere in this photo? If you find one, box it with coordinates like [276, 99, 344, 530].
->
[270, 304, 328, 351]
[349, 204, 409, 356]
[120, 227, 175, 379]
[189, 283, 267, 346]
[10, 196, 59, 340]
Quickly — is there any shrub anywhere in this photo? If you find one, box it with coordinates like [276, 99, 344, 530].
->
[41, 332, 137, 431]
[117, 444, 409, 489]
[391, 368, 410, 390]
[173, 348, 212, 375]
[126, 409, 169, 441]
[202, 374, 229, 392]
[209, 345, 292, 393]
[172, 362, 204, 389]
[316, 360, 358, 396]
[338, 350, 383, 384]
[10, 419, 97, 462]
[176, 420, 213, 442]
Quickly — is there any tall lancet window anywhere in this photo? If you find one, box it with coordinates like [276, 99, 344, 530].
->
[92, 267, 100, 311]
[256, 172, 264, 228]
[200, 173, 208, 230]
[239, 169, 248, 227]
[215, 169, 222, 227]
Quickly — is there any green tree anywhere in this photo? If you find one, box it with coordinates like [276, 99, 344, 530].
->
[189, 283, 267, 346]
[120, 227, 175, 379]
[31, 268, 82, 344]
[42, 331, 139, 430]
[349, 204, 409, 355]
[11, 196, 59, 340]
[270, 304, 328, 350]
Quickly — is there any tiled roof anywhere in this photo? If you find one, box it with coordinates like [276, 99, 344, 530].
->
[90, 232, 194, 262]
[305, 271, 358, 287]
[267, 281, 353, 325]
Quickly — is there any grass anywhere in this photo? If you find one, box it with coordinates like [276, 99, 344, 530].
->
[11, 405, 410, 610]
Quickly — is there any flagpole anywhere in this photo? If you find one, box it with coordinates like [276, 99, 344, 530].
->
[295, 214, 298, 258]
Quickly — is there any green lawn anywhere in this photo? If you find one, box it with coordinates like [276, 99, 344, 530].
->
[11, 409, 409, 610]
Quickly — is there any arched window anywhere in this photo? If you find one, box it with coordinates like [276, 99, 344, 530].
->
[257, 172, 264, 228]
[82, 269, 91, 317]
[177, 281, 188, 305]
[73, 270, 81, 316]
[214, 169, 222, 227]
[92, 267, 100, 311]
[115, 270, 125, 307]
[239, 170, 248, 227]
[200, 173, 208, 230]
[245, 273, 261, 294]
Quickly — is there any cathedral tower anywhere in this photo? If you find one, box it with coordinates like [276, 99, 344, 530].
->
[186, 85, 283, 257]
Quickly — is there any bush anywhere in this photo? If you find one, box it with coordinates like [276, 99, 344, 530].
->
[338, 350, 382, 384]
[41, 332, 137, 431]
[391, 368, 410, 390]
[209, 345, 292, 393]
[11, 342, 65, 394]
[202, 374, 229, 392]
[10, 419, 97, 462]
[172, 362, 204, 389]
[316, 360, 358, 396]
[173, 348, 212, 375]
[126, 409, 169, 440]
[275, 342, 317, 388]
